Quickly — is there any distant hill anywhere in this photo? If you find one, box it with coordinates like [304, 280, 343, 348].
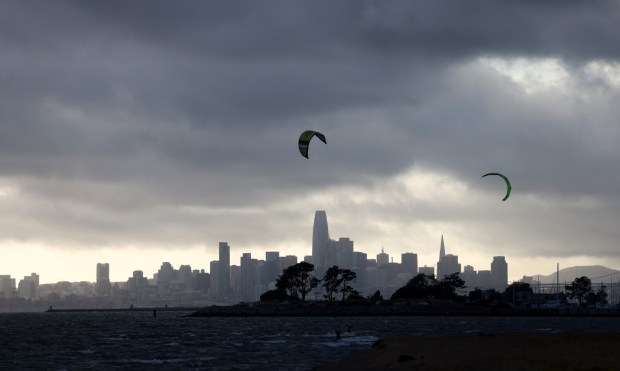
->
[530, 265, 620, 284]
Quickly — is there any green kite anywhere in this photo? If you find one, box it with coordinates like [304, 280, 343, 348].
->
[298, 130, 326, 159]
[482, 172, 511, 201]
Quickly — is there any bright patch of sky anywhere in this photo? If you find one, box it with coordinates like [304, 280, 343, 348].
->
[478, 57, 571, 94]
[584, 60, 620, 87]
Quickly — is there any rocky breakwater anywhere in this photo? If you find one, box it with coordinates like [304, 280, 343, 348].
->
[189, 302, 531, 317]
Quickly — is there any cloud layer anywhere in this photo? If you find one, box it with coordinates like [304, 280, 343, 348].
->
[1, 1, 620, 281]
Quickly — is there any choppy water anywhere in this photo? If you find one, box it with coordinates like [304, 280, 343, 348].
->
[1, 311, 620, 370]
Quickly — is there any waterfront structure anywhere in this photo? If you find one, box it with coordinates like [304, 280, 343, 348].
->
[312, 211, 330, 274]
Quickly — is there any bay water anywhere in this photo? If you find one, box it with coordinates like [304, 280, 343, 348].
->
[1, 311, 620, 370]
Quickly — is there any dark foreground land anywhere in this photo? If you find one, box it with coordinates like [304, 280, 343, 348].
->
[190, 302, 620, 317]
[315, 332, 620, 370]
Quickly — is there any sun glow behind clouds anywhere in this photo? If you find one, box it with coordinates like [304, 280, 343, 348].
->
[478, 57, 571, 94]
[584, 60, 620, 87]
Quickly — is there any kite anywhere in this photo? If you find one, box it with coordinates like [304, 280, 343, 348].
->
[482, 172, 511, 201]
[298, 130, 326, 159]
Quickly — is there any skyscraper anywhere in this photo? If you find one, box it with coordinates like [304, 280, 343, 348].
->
[209, 260, 220, 296]
[437, 236, 460, 279]
[401, 253, 418, 275]
[96, 263, 111, 296]
[334, 237, 354, 269]
[377, 248, 389, 267]
[218, 242, 231, 296]
[439, 235, 446, 262]
[491, 256, 508, 291]
[240, 253, 254, 300]
[312, 211, 330, 273]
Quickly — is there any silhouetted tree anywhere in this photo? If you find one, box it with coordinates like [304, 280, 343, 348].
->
[565, 276, 592, 307]
[276, 262, 320, 301]
[434, 272, 466, 299]
[260, 289, 287, 302]
[339, 269, 357, 302]
[391, 273, 437, 300]
[587, 286, 608, 307]
[345, 290, 365, 304]
[322, 266, 342, 302]
[321, 266, 357, 302]
[369, 290, 384, 303]
[504, 282, 533, 305]
[276, 266, 298, 298]
[469, 288, 484, 303]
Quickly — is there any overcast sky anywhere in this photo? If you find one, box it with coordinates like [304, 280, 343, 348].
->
[1, 1, 620, 283]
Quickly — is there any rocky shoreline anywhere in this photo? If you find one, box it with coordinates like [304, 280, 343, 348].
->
[190, 303, 620, 317]
[314, 332, 620, 370]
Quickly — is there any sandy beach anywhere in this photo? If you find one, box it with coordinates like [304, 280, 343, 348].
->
[315, 332, 620, 370]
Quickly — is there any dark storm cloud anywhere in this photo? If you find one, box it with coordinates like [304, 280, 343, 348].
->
[0, 0, 619, 259]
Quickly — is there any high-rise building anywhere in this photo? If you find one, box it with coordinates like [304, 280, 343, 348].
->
[438, 254, 461, 279]
[419, 265, 435, 276]
[334, 237, 354, 269]
[312, 211, 330, 273]
[491, 256, 508, 291]
[0, 275, 14, 298]
[477, 270, 492, 289]
[229, 265, 240, 294]
[179, 264, 193, 291]
[18, 273, 39, 299]
[240, 253, 254, 300]
[263, 252, 280, 285]
[439, 235, 446, 261]
[279, 255, 298, 271]
[156, 262, 175, 295]
[436, 236, 461, 279]
[209, 260, 220, 296]
[96, 263, 111, 296]
[461, 265, 477, 290]
[193, 269, 210, 293]
[352, 251, 367, 291]
[218, 242, 231, 296]
[265, 251, 279, 262]
[401, 253, 418, 275]
[377, 248, 389, 267]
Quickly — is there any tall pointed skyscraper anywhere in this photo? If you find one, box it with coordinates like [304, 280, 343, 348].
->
[437, 235, 460, 279]
[439, 234, 445, 262]
[312, 211, 330, 273]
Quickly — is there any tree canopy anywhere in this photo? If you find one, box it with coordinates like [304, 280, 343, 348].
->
[565, 276, 592, 307]
[275, 261, 320, 301]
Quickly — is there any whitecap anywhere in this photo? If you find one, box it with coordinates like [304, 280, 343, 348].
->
[131, 359, 165, 365]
